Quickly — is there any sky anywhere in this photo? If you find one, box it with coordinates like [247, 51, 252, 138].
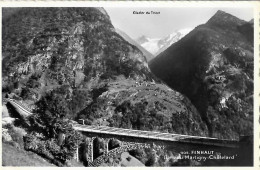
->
[105, 7, 253, 39]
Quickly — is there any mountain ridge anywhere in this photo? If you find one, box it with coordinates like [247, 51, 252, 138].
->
[2, 7, 208, 138]
[115, 28, 154, 62]
[149, 10, 253, 140]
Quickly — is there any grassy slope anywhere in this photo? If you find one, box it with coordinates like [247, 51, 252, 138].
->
[77, 78, 208, 137]
[2, 142, 54, 166]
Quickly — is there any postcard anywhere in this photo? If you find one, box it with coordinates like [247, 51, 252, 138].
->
[1, 1, 259, 169]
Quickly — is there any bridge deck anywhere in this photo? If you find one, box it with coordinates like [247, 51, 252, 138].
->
[3, 98, 33, 116]
[73, 124, 239, 148]
[3, 98, 239, 148]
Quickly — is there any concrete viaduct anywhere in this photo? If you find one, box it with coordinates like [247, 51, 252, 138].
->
[3, 98, 253, 166]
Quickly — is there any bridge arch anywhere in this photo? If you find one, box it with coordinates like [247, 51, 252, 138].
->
[108, 138, 121, 151]
[89, 142, 150, 167]
[92, 137, 105, 160]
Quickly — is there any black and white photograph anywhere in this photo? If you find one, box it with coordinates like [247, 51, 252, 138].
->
[1, 2, 257, 167]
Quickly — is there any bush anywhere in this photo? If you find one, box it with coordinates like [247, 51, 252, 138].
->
[24, 89, 83, 166]
[129, 149, 146, 162]
[24, 127, 82, 166]
[5, 124, 25, 148]
[24, 134, 55, 160]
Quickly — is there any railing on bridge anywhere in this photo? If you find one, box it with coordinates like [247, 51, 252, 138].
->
[3, 98, 34, 116]
[3, 98, 239, 148]
[73, 124, 239, 148]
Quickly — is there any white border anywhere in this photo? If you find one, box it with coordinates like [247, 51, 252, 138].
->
[0, 1, 259, 170]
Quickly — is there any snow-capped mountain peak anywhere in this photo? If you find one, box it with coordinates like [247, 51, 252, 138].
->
[136, 28, 193, 56]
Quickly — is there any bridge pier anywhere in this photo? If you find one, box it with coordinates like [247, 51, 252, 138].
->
[89, 137, 94, 162]
[75, 146, 79, 162]
[83, 137, 94, 163]
[104, 139, 109, 154]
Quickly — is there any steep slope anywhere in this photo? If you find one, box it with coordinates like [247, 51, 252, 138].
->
[116, 28, 154, 62]
[2, 7, 208, 137]
[149, 10, 253, 140]
[136, 28, 192, 56]
[2, 8, 152, 85]
[77, 79, 208, 136]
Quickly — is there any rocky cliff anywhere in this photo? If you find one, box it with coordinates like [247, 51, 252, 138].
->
[2, 8, 152, 89]
[2, 7, 208, 137]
